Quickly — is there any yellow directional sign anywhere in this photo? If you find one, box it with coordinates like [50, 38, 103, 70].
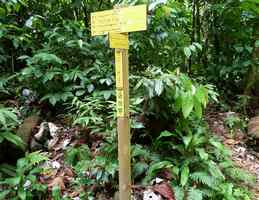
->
[91, 5, 147, 36]
[119, 5, 147, 33]
[110, 33, 129, 49]
[91, 10, 119, 36]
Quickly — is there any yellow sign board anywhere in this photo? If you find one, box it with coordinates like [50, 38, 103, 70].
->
[91, 5, 147, 36]
[91, 10, 119, 36]
[119, 5, 147, 33]
[110, 33, 129, 49]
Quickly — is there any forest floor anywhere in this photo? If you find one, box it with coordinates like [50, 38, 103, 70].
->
[206, 110, 259, 199]
[25, 109, 259, 200]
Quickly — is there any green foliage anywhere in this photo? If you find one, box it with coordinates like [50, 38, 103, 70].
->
[64, 144, 119, 196]
[70, 93, 115, 131]
[64, 144, 91, 166]
[142, 127, 254, 200]
[224, 114, 247, 136]
[52, 186, 62, 200]
[133, 67, 211, 120]
[0, 0, 258, 199]
[0, 151, 48, 200]
[0, 106, 25, 149]
[0, 106, 19, 129]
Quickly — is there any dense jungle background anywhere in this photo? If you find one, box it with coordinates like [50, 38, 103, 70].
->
[0, 0, 259, 199]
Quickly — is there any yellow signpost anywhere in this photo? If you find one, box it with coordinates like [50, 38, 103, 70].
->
[91, 5, 147, 200]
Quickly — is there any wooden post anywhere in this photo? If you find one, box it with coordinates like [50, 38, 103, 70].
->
[115, 48, 131, 200]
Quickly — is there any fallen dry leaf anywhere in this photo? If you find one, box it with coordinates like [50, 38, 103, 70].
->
[153, 182, 175, 200]
[64, 167, 74, 177]
[48, 177, 66, 191]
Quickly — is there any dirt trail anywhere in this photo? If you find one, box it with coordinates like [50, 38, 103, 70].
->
[206, 111, 259, 199]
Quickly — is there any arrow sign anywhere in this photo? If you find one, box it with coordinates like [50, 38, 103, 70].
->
[91, 5, 147, 36]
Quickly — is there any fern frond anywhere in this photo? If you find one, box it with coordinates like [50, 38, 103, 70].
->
[226, 167, 256, 185]
[190, 172, 218, 187]
[188, 187, 203, 200]
[208, 161, 225, 180]
[27, 151, 49, 166]
[200, 188, 216, 198]
[173, 186, 184, 200]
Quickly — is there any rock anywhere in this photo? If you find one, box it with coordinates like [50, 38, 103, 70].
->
[0, 115, 40, 164]
[30, 122, 59, 151]
[16, 115, 40, 148]
[248, 116, 259, 138]
[48, 122, 59, 137]
[30, 122, 50, 150]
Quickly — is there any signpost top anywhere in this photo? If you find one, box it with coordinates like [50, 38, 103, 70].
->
[91, 4, 147, 36]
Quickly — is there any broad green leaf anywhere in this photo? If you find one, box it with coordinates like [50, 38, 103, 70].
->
[196, 148, 208, 160]
[0, 112, 6, 127]
[0, 190, 10, 200]
[78, 39, 83, 48]
[193, 42, 202, 50]
[102, 90, 113, 100]
[61, 92, 74, 101]
[132, 144, 150, 159]
[0, 164, 16, 176]
[75, 90, 85, 96]
[131, 121, 144, 129]
[32, 53, 63, 64]
[17, 55, 30, 60]
[2, 132, 25, 150]
[234, 46, 244, 53]
[157, 130, 176, 140]
[3, 176, 21, 185]
[133, 162, 148, 178]
[189, 45, 196, 52]
[188, 188, 203, 200]
[182, 93, 194, 118]
[147, 161, 173, 179]
[49, 96, 57, 106]
[180, 165, 190, 186]
[87, 84, 95, 93]
[133, 97, 144, 105]
[194, 99, 202, 119]
[184, 47, 191, 58]
[0, 135, 3, 143]
[195, 86, 207, 106]
[173, 186, 184, 200]
[183, 134, 192, 148]
[18, 188, 26, 200]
